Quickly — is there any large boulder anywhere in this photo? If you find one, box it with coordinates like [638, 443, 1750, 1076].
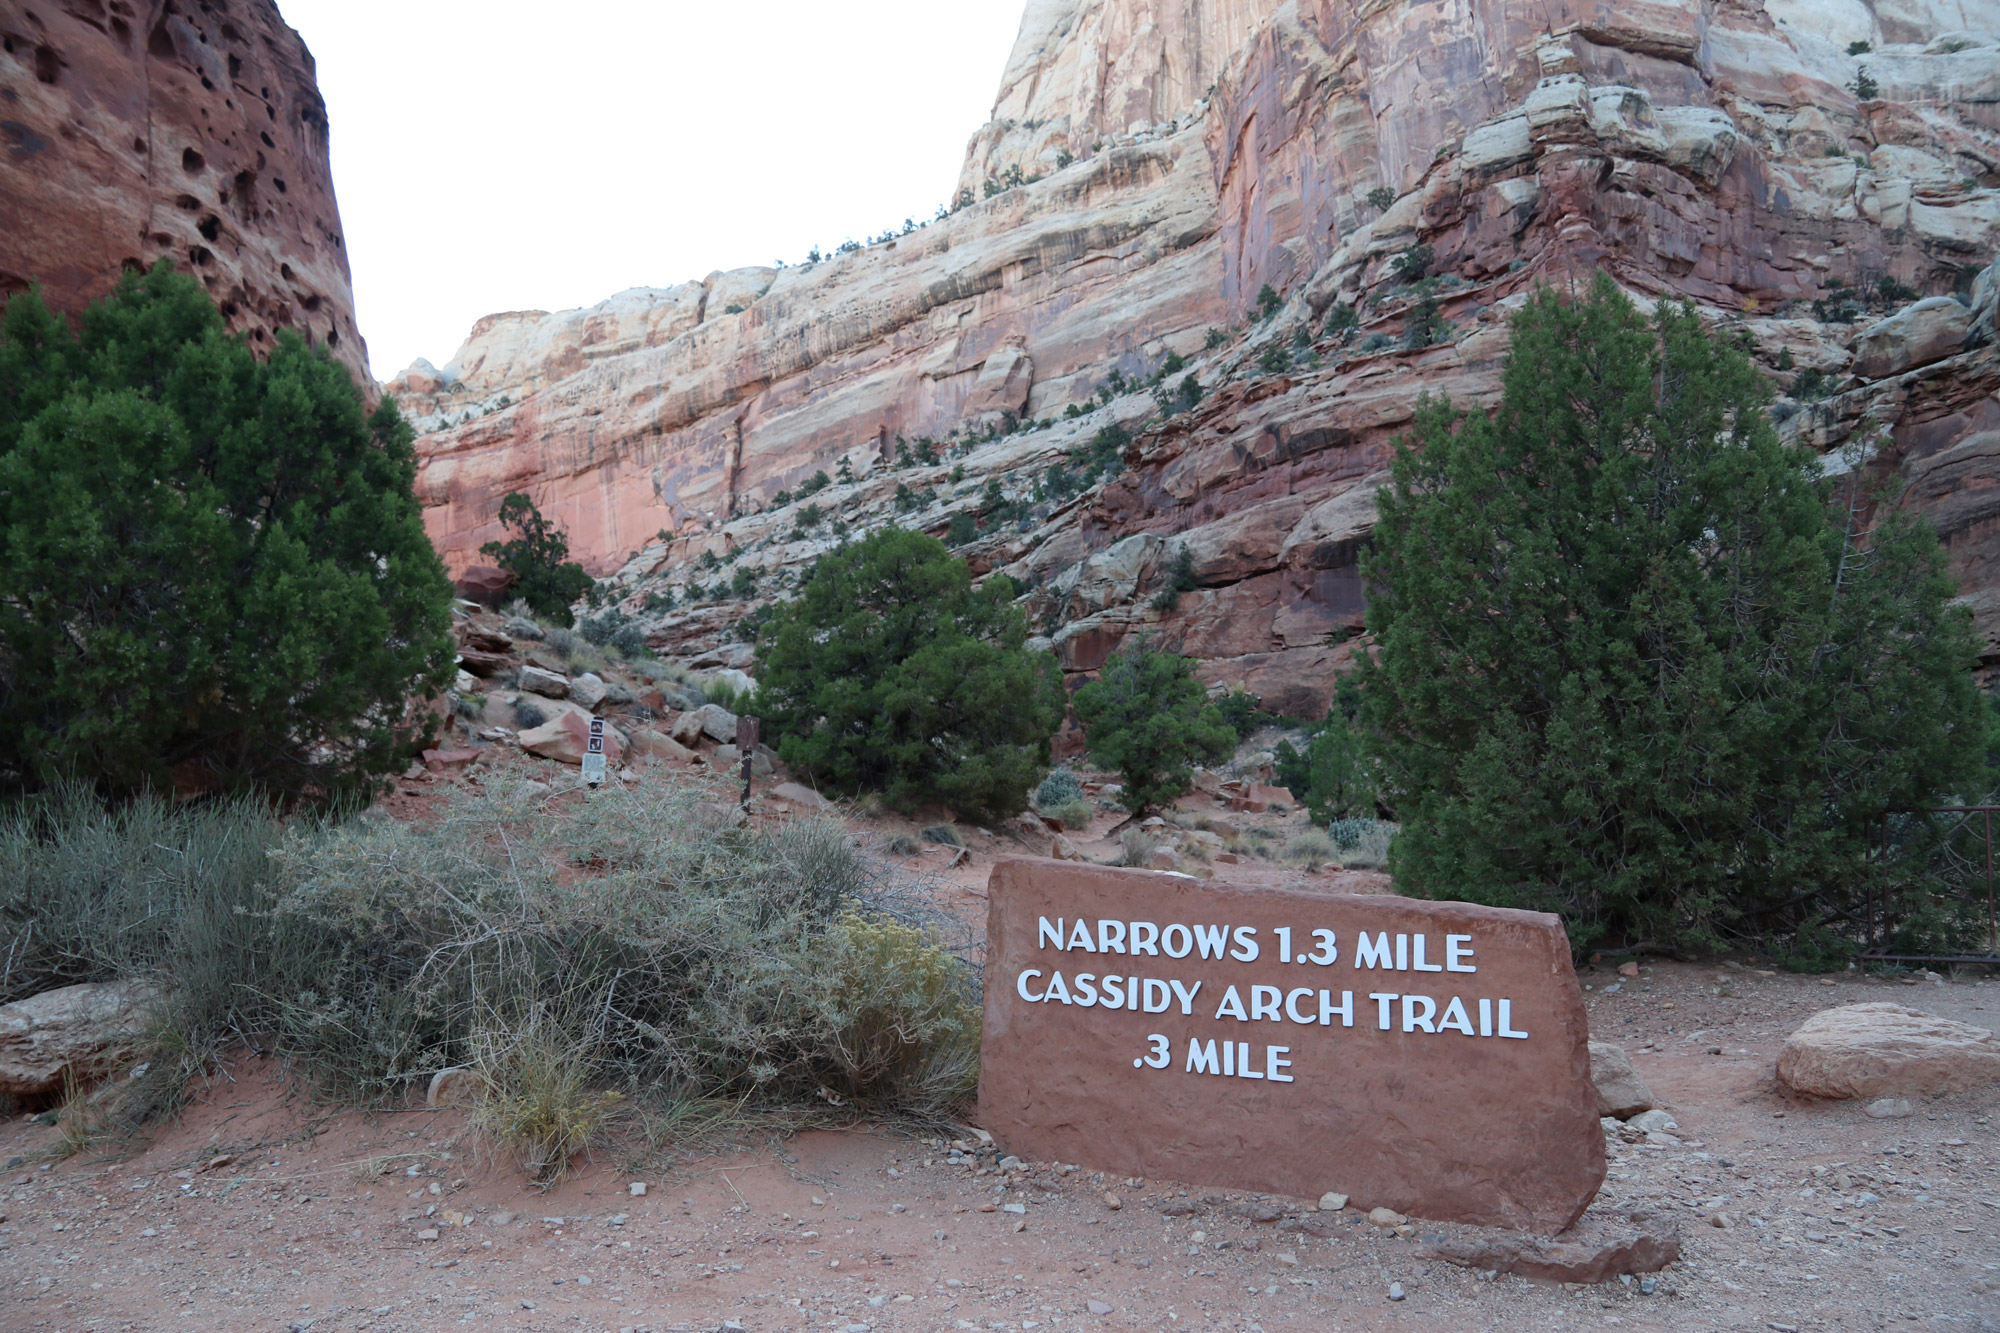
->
[453, 565, 516, 607]
[0, 980, 158, 1095]
[1588, 1041, 1657, 1119]
[518, 665, 571, 698]
[518, 712, 625, 767]
[568, 672, 608, 710]
[1851, 296, 1973, 380]
[671, 703, 740, 745]
[628, 729, 698, 765]
[1776, 1003, 2000, 1099]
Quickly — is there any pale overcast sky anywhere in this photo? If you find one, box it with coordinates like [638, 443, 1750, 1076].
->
[275, 1, 1027, 382]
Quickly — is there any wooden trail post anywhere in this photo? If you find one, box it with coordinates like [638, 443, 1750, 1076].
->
[737, 715, 760, 807]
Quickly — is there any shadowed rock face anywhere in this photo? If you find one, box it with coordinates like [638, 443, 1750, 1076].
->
[0, 0, 366, 382]
[400, 0, 2000, 715]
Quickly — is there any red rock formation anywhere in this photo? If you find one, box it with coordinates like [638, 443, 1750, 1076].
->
[401, 0, 2000, 716]
[0, 0, 366, 382]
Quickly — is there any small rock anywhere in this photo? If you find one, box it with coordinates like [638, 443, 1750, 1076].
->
[1012, 1218, 1027, 1233]
[1369, 1207, 1408, 1228]
[1865, 1097, 1913, 1119]
[1387, 1281, 1406, 1301]
[1319, 1191, 1349, 1212]
[628, 1182, 646, 1197]
[1276, 1250, 1299, 1266]
[426, 1066, 483, 1108]
[1002, 1202, 1027, 1215]
[1618, 961, 1640, 978]
[1628, 1109, 1679, 1133]
[490, 1212, 515, 1226]
[1589, 1042, 1656, 1119]
[1102, 1192, 1122, 1210]
[1087, 1299, 1115, 1315]
[998, 1155, 1025, 1171]
[416, 1228, 439, 1241]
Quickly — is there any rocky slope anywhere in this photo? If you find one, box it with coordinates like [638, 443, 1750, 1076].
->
[0, 0, 367, 382]
[398, 0, 2000, 717]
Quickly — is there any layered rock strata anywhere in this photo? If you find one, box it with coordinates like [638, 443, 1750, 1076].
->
[401, 0, 2000, 715]
[0, 0, 366, 381]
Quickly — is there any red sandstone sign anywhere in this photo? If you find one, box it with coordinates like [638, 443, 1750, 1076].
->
[977, 861, 1606, 1234]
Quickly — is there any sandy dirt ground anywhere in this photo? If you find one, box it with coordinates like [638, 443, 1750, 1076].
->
[4, 957, 1998, 1333]
[4, 764, 1998, 1332]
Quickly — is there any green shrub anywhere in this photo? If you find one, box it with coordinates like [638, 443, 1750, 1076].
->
[1214, 687, 1266, 739]
[1257, 344, 1293, 375]
[1034, 768, 1084, 809]
[1846, 40, 1871, 54]
[1362, 273, 1984, 954]
[1391, 245, 1434, 282]
[1205, 328, 1228, 349]
[1367, 186, 1397, 211]
[0, 264, 455, 801]
[1150, 544, 1200, 612]
[1853, 70, 1879, 99]
[1257, 284, 1282, 319]
[756, 528, 1064, 824]
[947, 511, 978, 546]
[1074, 642, 1235, 814]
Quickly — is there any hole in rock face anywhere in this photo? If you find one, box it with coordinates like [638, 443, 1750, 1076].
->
[219, 300, 237, 318]
[111, 18, 131, 47]
[199, 75, 212, 90]
[280, 262, 294, 282]
[132, 138, 147, 154]
[187, 245, 212, 268]
[147, 21, 175, 60]
[174, 194, 200, 211]
[232, 169, 256, 217]
[2, 37, 13, 55]
[260, 130, 273, 147]
[326, 328, 339, 347]
[226, 53, 240, 80]
[301, 293, 321, 313]
[33, 45, 59, 84]
[196, 214, 221, 242]
[221, 22, 242, 43]
[117, 257, 143, 275]
[182, 147, 205, 174]
[273, 177, 285, 193]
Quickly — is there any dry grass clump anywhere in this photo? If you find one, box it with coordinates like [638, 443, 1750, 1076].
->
[1283, 830, 1338, 866]
[1328, 817, 1398, 868]
[1119, 827, 1161, 867]
[1, 779, 980, 1172]
[920, 823, 965, 848]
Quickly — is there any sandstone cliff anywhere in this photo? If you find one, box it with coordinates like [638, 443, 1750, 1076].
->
[400, 0, 2000, 717]
[0, 0, 366, 382]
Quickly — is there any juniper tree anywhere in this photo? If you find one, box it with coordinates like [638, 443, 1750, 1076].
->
[0, 263, 455, 801]
[756, 528, 1063, 824]
[1074, 642, 1235, 814]
[1362, 273, 1982, 953]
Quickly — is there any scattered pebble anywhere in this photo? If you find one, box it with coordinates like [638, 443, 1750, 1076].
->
[1388, 1281, 1406, 1301]
[1087, 1299, 1115, 1315]
[628, 1182, 646, 1197]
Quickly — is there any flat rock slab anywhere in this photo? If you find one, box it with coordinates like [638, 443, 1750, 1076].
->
[0, 980, 158, 1095]
[1420, 1206, 1682, 1283]
[1777, 1002, 2000, 1099]
[978, 860, 1604, 1234]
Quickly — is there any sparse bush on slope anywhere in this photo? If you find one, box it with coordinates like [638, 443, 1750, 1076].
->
[0, 780, 980, 1163]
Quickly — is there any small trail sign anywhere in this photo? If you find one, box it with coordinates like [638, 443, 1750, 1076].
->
[582, 717, 607, 786]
